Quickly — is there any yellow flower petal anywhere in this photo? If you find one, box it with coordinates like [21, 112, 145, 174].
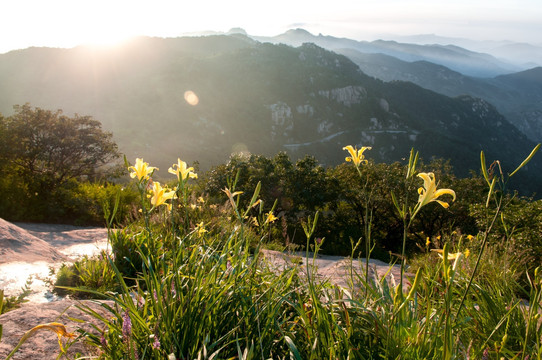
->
[169, 158, 197, 181]
[222, 188, 243, 209]
[434, 188, 456, 201]
[16, 322, 75, 354]
[435, 200, 450, 208]
[150, 182, 176, 208]
[431, 249, 466, 261]
[129, 158, 157, 181]
[265, 211, 278, 224]
[343, 145, 371, 167]
[195, 222, 208, 236]
[416, 172, 455, 210]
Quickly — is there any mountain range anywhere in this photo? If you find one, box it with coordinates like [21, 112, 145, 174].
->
[251, 28, 525, 77]
[246, 29, 542, 143]
[0, 32, 540, 195]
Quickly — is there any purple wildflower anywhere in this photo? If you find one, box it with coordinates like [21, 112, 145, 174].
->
[122, 310, 132, 340]
[100, 332, 108, 348]
[152, 334, 161, 349]
[171, 282, 177, 298]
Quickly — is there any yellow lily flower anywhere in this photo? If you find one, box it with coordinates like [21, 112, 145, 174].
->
[195, 222, 208, 236]
[168, 158, 197, 181]
[416, 172, 456, 209]
[129, 158, 157, 181]
[150, 181, 176, 210]
[342, 145, 372, 167]
[7, 322, 75, 358]
[222, 187, 243, 209]
[265, 211, 278, 224]
[431, 248, 468, 261]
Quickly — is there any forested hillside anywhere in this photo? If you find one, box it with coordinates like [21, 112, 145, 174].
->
[0, 35, 540, 195]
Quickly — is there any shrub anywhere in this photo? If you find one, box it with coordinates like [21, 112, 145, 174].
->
[53, 254, 117, 299]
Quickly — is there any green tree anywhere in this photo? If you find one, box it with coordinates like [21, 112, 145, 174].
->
[0, 104, 120, 221]
[0, 104, 119, 191]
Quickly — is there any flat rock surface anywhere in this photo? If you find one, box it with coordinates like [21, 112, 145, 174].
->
[260, 249, 409, 291]
[0, 299, 114, 359]
[0, 220, 109, 301]
[0, 219, 67, 264]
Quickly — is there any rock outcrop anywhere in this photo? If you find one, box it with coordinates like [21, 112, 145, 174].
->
[0, 219, 66, 264]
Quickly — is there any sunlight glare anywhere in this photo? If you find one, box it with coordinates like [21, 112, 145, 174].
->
[184, 90, 199, 106]
[80, 28, 135, 48]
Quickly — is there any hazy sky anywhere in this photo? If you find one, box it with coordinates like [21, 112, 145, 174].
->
[1, 0, 541, 54]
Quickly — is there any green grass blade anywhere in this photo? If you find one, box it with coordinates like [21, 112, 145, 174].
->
[284, 336, 302, 360]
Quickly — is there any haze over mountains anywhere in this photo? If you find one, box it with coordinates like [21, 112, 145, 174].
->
[252, 29, 542, 142]
[0, 30, 541, 195]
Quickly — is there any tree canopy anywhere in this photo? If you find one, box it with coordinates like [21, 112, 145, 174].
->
[0, 104, 119, 189]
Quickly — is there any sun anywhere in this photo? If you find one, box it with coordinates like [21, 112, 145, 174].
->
[79, 28, 135, 48]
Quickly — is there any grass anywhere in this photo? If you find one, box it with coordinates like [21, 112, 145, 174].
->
[4, 147, 542, 359]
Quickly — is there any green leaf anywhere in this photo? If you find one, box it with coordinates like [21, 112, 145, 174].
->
[486, 177, 496, 208]
[509, 143, 540, 177]
[391, 191, 404, 218]
[248, 181, 261, 208]
[123, 154, 130, 169]
[284, 336, 302, 360]
[406, 148, 419, 179]
[311, 211, 319, 236]
[480, 151, 490, 186]
[243, 181, 261, 218]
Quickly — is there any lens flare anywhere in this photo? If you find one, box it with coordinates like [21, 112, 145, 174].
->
[184, 90, 199, 106]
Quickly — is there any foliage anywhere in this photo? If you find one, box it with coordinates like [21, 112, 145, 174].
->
[64, 181, 139, 226]
[3, 38, 542, 197]
[471, 197, 542, 275]
[203, 152, 488, 260]
[0, 104, 132, 224]
[53, 254, 118, 299]
[0, 282, 32, 315]
[204, 152, 336, 247]
[0, 104, 119, 187]
[6, 145, 542, 359]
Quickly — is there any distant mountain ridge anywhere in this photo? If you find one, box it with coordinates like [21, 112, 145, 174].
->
[382, 33, 542, 68]
[0, 35, 540, 195]
[249, 28, 525, 77]
[246, 29, 542, 141]
[188, 27, 542, 75]
[336, 48, 542, 142]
